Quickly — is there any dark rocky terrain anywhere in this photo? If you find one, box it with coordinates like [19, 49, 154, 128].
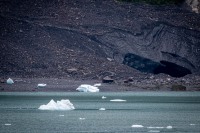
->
[0, 0, 200, 91]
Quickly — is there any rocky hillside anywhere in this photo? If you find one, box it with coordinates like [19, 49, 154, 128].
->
[0, 0, 200, 79]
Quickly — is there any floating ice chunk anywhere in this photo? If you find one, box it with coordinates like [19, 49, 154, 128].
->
[5, 123, 11, 126]
[190, 124, 196, 126]
[147, 127, 164, 129]
[93, 83, 101, 87]
[102, 96, 107, 99]
[59, 115, 64, 117]
[76, 84, 99, 92]
[99, 108, 106, 111]
[79, 118, 85, 120]
[148, 130, 160, 132]
[37, 83, 47, 88]
[38, 99, 75, 110]
[6, 78, 14, 84]
[110, 99, 126, 102]
[131, 125, 144, 128]
[166, 126, 173, 129]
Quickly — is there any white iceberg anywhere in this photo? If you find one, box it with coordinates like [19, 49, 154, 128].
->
[166, 126, 173, 129]
[76, 84, 99, 92]
[6, 78, 14, 84]
[110, 99, 126, 102]
[93, 83, 101, 87]
[79, 118, 86, 120]
[37, 83, 47, 88]
[131, 125, 144, 128]
[99, 108, 106, 111]
[102, 96, 107, 99]
[4, 123, 11, 126]
[38, 99, 75, 110]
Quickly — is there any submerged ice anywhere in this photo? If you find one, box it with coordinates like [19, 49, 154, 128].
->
[38, 99, 75, 110]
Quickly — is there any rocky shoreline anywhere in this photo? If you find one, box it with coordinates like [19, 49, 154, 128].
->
[1, 74, 200, 92]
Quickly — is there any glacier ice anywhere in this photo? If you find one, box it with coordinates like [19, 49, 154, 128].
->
[76, 84, 99, 92]
[6, 78, 14, 84]
[38, 99, 75, 110]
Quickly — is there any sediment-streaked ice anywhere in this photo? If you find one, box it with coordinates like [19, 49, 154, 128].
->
[76, 84, 99, 92]
[110, 99, 126, 102]
[131, 125, 144, 128]
[38, 99, 75, 110]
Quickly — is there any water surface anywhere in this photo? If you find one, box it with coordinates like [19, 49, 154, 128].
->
[0, 92, 200, 132]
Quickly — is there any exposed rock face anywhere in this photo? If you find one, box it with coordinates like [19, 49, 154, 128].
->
[186, 0, 200, 13]
[0, 0, 200, 78]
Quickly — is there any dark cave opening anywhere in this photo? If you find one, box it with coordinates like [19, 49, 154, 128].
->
[123, 53, 192, 77]
[154, 60, 192, 77]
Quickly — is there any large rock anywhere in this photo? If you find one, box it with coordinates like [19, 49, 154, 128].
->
[186, 0, 200, 13]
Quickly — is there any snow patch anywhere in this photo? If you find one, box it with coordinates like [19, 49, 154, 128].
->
[76, 84, 99, 92]
[38, 99, 75, 110]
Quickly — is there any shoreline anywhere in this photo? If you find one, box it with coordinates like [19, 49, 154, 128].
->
[0, 77, 200, 92]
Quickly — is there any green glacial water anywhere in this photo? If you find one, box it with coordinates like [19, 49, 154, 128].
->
[0, 92, 200, 133]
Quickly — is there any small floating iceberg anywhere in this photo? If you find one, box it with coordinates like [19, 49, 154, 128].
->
[4, 123, 11, 126]
[110, 99, 126, 102]
[76, 84, 99, 92]
[99, 108, 106, 111]
[38, 99, 75, 111]
[37, 83, 47, 88]
[102, 96, 107, 99]
[93, 83, 101, 87]
[79, 118, 86, 120]
[131, 125, 144, 128]
[6, 78, 14, 84]
[166, 126, 173, 129]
